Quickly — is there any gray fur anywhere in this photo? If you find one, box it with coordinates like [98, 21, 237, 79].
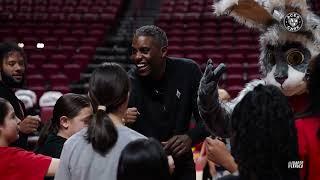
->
[197, 0, 320, 137]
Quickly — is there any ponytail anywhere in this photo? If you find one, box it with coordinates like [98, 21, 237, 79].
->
[86, 109, 118, 155]
[36, 119, 59, 148]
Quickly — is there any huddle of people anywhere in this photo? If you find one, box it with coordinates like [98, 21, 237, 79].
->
[0, 24, 319, 180]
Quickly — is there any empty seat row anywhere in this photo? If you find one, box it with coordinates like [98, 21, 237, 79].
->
[0, 5, 120, 13]
[0, 0, 122, 6]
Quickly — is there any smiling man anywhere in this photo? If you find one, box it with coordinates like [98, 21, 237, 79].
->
[125, 25, 209, 180]
[0, 42, 40, 149]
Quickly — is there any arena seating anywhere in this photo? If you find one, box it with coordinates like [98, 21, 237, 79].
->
[156, 0, 261, 97]
[0, 0, 123, 97]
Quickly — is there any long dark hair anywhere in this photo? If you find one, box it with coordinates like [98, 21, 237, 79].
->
[86, 63, 130, 155]
[307, 55, 320, 138]
[0, 98, 10, 125]
[37, 93, 91, 146]
[117, 138, 171, 180]
[231, 85, 300, 180]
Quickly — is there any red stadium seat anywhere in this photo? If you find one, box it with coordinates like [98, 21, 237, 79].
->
[169, 37, 183, 46]
[77, 46, 95, 56]
[26, 74, 45, 87]
[75, 6, 89, 13]
[71, 54, 90, 69]
[40, 106, 54, 124]
[26, 63, 37, 75]
[246, 53, 260, 63]
[61, 37, 78, 46]
[227, 63, 245, 75]
[20, 5, 32, 12]
[71, 29, 87, 37]
[22, 37, 38, 46]
[184, 37, 199, 46]
[67, 13, 82, 22]
[206, 53, 225, 64]
[168, 45, 183, 54]
[29, 86, 46, 99]
[227, 53, 245, 63]
[47, 6, 60, 13]
[50, 54, 68, 67]
[83, 13, 98, 22]
[29, 54, 47, 66]
[63, 63, 81, 81]
[50, 74, 69, 87]
[247, 63, 260, 76]
[80, 37, 99, 46]
[186, 53, 205, 64]
[51, 85, 70, 94]
[41, 64, 60, 78]
[88, 29, 105, 38]
[43, 37, 58, 46]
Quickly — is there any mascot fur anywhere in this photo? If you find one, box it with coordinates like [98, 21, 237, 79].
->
[198, 1, 320, 179]
[197, 0, 320, 137]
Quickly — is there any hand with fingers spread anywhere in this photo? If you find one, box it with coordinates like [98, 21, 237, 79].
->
[123, 107, 140, 124]
[205, 137, 238, 173]
[197, 59, 224, 109]
[162, 134, 192, 158]
[19, 115, 40, 134]
[197, 59, 231, 137]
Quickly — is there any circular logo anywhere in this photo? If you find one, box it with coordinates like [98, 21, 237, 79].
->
[283, 12, 303, 32]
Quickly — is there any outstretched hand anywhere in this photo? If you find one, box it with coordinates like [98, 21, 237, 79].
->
[198, 59, 224, 108]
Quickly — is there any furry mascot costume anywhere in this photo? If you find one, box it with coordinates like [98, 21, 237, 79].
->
[198, 0, 320, 179]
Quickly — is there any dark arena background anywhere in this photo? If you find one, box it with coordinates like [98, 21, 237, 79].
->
[0, 0, 319, 179]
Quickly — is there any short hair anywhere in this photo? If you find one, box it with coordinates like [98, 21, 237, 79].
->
[117, 138, 171, 180]
[231, 85, 299, 180]
[134, 25, 168, 47]
[0, 42, 26, 65]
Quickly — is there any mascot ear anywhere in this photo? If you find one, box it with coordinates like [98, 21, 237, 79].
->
[214, 0, 274, 30]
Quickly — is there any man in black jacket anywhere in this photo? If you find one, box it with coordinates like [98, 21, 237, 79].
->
[0, 42, 40, 149]
[124, 25, 209, 180]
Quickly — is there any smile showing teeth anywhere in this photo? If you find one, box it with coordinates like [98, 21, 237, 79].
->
[137, 64, 146, 68]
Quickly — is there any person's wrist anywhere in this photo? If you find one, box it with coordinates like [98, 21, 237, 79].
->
[223, 155, 238, 173]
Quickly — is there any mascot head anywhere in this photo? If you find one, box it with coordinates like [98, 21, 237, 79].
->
[213, 0, 320, 96]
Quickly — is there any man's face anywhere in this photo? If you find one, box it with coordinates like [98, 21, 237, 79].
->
[131, 35, 167, 77]
[1, 51, 25, 87]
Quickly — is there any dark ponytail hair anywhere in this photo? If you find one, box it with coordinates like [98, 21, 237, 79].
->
[87, 63, 130, 155]
[0, 98, 10, 125]
[37, 93, 91, 146]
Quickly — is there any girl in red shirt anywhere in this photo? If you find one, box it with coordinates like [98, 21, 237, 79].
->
[0, 97, 59, 180]
[295, 55, 320, 180]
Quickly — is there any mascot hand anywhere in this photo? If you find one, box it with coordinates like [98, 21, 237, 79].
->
[198, 59, 223, 109]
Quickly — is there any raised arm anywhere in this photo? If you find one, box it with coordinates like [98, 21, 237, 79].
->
[197, 60, 232, 138]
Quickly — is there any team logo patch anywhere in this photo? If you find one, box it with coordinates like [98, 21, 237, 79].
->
[283, 12, 303, 32]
